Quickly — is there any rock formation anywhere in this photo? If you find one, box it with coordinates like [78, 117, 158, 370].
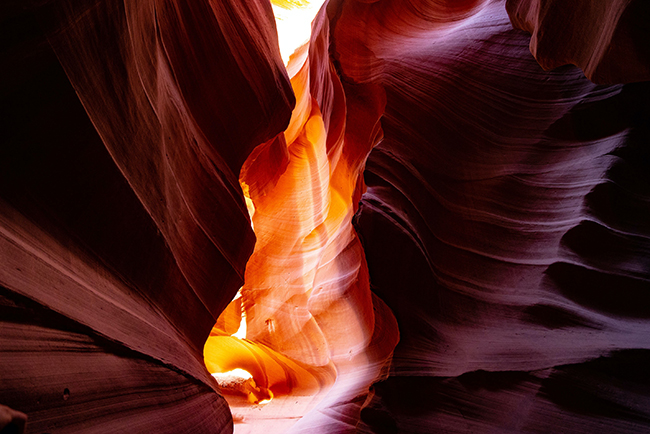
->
[1, 0, 648, 433]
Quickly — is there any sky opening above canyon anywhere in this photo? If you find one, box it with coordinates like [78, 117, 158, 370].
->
[272, 0, 327, 66]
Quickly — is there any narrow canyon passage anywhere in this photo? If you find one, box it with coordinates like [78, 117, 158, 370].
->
[203, 2, 398, 431]
[1, 0, 649, 433]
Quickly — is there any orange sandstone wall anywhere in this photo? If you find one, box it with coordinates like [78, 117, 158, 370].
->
[1, 0, 650, 433]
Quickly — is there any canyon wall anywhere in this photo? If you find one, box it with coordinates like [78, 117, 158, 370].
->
[1, 0, 649, 432]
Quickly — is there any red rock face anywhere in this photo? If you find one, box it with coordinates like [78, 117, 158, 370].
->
[507, 0, 650, 84]
[203, 6, 399, 430]
[1, 0, 649, 433]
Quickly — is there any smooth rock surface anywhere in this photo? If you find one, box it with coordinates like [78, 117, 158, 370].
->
[1, 0, 649, 433]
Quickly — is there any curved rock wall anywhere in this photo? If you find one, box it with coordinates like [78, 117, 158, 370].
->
[507, 0, 650, 84]
[1, 0, 649, 433]
[1, 0, 292, 432]
[332, 0, 650, 432]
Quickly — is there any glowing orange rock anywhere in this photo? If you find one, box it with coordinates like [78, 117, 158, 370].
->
[204, 3, 399, 430]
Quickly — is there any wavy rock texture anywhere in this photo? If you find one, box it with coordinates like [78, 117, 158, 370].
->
[1, 0, 291, 432]
[2, 0, 650, 433]
[203, 5, 398, 432]
[331, 0, 650, 432]
[507, 0, 650, 84]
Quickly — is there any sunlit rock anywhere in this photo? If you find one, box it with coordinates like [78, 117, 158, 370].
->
[1, 0, 649, 433]
[203, 4, 399, 431]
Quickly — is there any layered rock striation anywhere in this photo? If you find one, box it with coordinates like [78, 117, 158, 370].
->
[1, 0, 649, 433]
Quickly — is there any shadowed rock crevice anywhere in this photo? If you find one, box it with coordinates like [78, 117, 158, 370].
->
[362, 352, 650, 433]
[1, 0, 650, 433]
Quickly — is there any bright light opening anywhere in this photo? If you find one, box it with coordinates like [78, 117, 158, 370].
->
[212, 369, 273, 405]
[272, 0, 327, 65]
[231, 289, 247, 339]
[202, 1, 398, 432]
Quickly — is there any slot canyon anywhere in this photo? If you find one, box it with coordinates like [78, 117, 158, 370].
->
[1, 0, 649, 433]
